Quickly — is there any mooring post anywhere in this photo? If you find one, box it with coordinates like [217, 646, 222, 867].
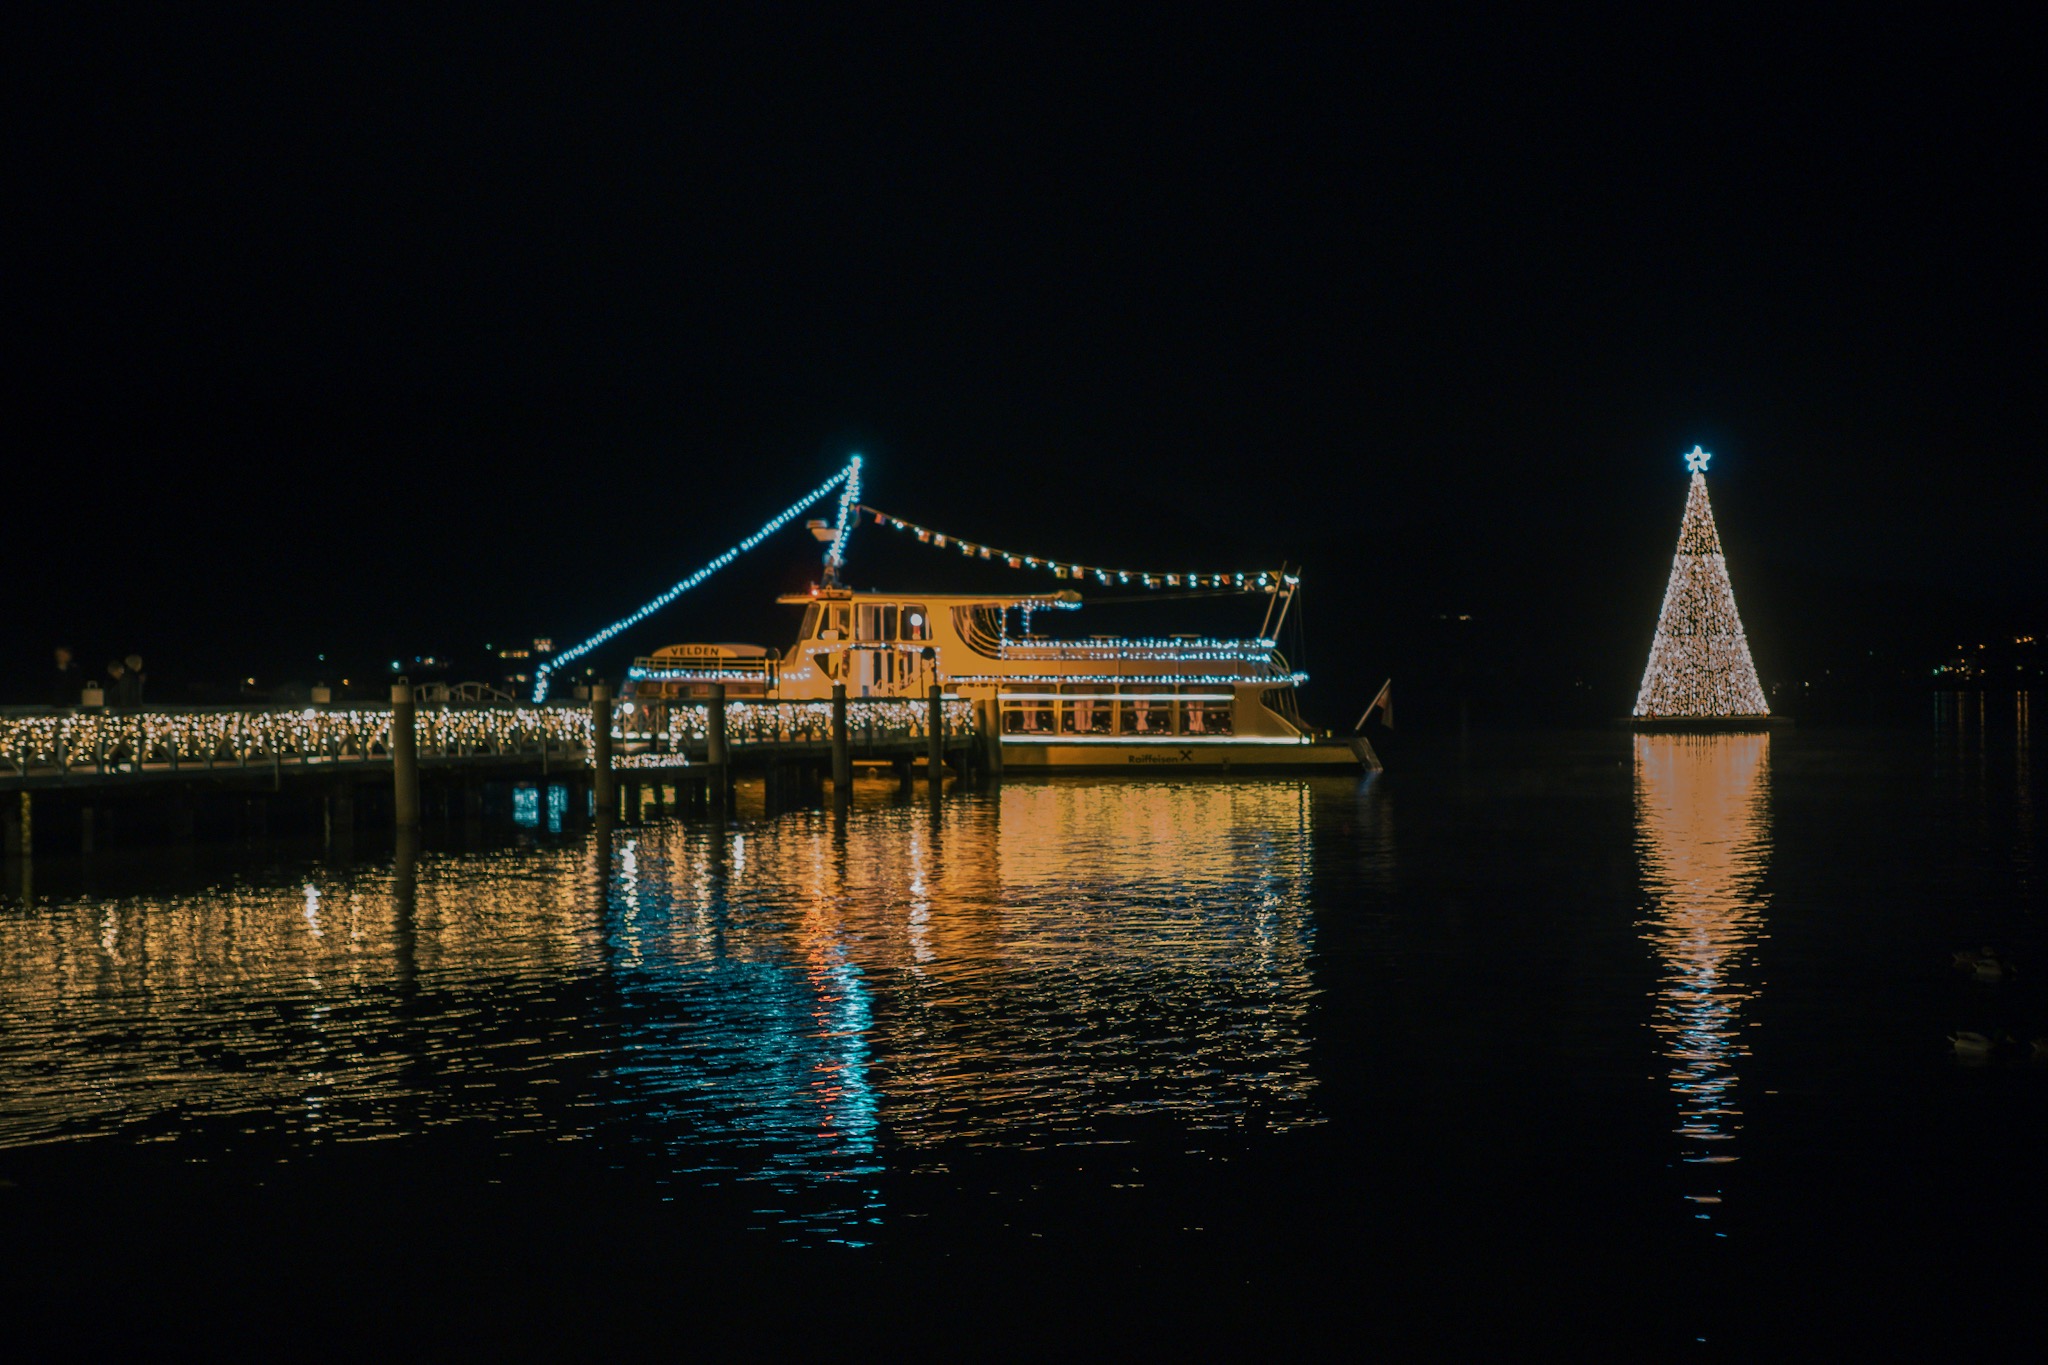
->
[3, 792, 26, 859]
[591, 682, 616, 818]
[976, 697, 1003, 781]
[927, 683, 945, 790]
[707, 682, 730, 810]
[391, 683, 422, 828]
[831, 681, 852, 797]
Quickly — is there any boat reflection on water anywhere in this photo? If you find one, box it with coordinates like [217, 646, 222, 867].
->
[0, 778, 1326, 1247]
[1634, 733, 1772, 1219]
[602, 779, 1323, 1240]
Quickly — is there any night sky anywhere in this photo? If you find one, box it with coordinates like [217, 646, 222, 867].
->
[10, 9, 2041, 716]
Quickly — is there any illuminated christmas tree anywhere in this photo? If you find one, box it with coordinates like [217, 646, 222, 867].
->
[1633, 447, 1769, 721]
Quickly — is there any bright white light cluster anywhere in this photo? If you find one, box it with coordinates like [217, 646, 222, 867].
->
[998, 637, 1277, 663]
[533, 459, 862, 702]
[625, 667, 775, 684]
[0, 707, 592, 776]
[950, 672, 1309, 686]
[1633, 467, 1769, 719]
[862, 506, 1294, 592]
[635, 698, 976, 747]
[826, 455, 862, 579]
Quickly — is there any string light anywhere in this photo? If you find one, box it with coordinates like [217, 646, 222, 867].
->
[1633, 452, 1769, 719]
[0, 696, 981, 776]
[825, 454, 863, 582]
[0, 707, 593, 771]
[861, 506, 1294, 593]
[532, 459, 862, 702]
[628, 698, 975, 747]
[995, 638, 1278, 663]
[949, 672, 1309, 686]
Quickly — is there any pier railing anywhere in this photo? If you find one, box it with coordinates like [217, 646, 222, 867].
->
[0, 698, 980, 787]
[0, 705, 592, 785]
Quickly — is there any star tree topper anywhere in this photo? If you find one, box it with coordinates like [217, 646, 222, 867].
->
[1684, 445, 1712, 474]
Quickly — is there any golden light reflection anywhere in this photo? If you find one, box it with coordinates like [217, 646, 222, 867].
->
[0, 778, 1326, 1244]
[1635, 733, 1771, 1209]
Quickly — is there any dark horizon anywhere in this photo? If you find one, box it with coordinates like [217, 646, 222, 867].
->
[10, 10, 2042, 714]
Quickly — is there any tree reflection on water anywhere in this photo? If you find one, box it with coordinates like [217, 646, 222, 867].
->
[1634, 733, 1772, 1218]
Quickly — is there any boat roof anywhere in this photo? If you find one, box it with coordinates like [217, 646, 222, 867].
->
[775, 588, 1081, 608]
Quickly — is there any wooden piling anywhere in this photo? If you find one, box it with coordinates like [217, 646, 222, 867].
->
[3, 792, 27, 859]
[831, 682, 852, 796]
[591, 682, 617, 818]
[927, 684, 944, 790]
[391, 683, 422, 828]
[976, 698, 1002, 780]
[707, 683, 730, 811]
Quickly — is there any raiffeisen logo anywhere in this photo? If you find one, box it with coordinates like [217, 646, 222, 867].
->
[1127, 750, 1197, 764]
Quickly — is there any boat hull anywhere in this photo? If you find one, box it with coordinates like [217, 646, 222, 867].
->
[999, 738, 1368, 772]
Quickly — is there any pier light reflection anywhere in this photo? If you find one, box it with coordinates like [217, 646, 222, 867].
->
[1634, 733, 1772, 1216]
[0, 777, 1325, 1246]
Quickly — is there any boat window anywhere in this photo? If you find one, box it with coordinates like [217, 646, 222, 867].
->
[999, 685, 1056, 736]
[798, 604, 821, 640]
[1059, 684, 1115, 736]
[1117, 691, 1177, 737]
[1181, 688, 1234, 736]
[819, 605, 850, 640]
[857, 604, 899, 642]
[900, 605, 931, 641]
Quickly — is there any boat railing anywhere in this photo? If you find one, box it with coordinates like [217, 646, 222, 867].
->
[628, 655, 780, 689]
[614, 697, 977, 755]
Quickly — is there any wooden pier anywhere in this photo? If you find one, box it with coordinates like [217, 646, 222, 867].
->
[0, 684, 983, 857]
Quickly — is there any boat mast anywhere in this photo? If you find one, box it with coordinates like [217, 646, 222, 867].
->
[1258, 563, 1299, 642]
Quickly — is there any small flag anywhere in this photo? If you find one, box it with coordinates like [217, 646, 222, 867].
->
[1353, 679, 1394, 732]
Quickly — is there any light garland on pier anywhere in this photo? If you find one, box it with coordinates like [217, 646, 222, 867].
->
[533, 458, 863, 702]
[1633, 449, 1769, 719]
[859, 506, 1295, 593]
[0, 706, 593, 775]
[0, 697, 998, 782]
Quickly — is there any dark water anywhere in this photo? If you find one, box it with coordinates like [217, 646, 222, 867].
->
[2, 696, 2041, 1352]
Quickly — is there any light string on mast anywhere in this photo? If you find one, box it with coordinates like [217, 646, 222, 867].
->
[531, 458, 861, 702]
[824, 455, 862, 585]
[857, 505, 1294, 593]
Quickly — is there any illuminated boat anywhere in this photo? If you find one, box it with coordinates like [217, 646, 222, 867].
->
[628, 584, 1377, 772]
[578, 457, 1377, 771]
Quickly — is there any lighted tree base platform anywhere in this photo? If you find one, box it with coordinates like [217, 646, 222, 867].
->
[1620, 715, 1793, 732]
